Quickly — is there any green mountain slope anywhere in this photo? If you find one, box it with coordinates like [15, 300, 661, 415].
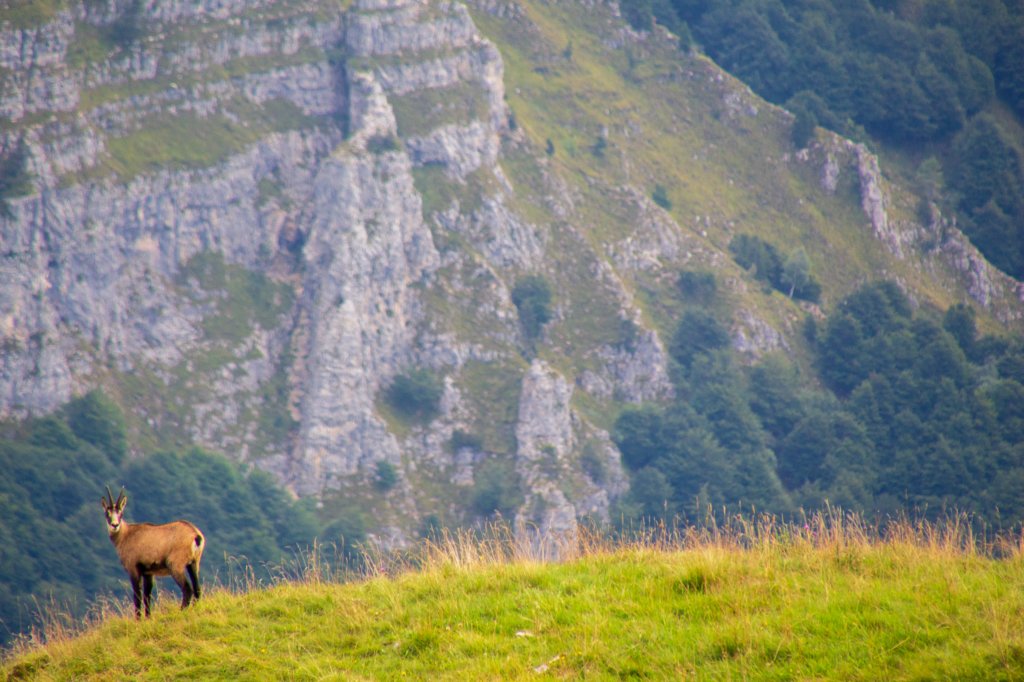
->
[5, 522, 1024, 680]
[468, 0, 1020, 327]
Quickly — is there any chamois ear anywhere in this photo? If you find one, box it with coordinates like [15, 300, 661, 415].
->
[116, 490, 127, 512]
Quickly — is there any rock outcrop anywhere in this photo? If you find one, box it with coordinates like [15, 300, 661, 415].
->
[513, 360, 627, 555]
[797, 134, 1022, 320]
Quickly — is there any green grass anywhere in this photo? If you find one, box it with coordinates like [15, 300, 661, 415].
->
[253, 346, 300, 450]
[177, 251, 295, 343]
[390, 81, 491, 138]
[5, 515, 1024, 680]
[411, 163, 498, 221]
[77, 99, 321, 183]
[374, 392, 415, 441]
[65, 22, 114, 71]
[460, 0, 998, 394]
[256, 175, 288, 210]
[0, 0, 66, 29]
[103, 113, 260, 178]
[456, 359, 525, 457]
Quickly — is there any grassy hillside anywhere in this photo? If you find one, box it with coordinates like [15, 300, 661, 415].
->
[5, 517, 1024, 680]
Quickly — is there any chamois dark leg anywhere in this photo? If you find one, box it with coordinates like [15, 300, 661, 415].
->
[187, 562, 201, 602]
[130, 574, 143, 619]
[142, 574, 154, 618]
[173, 570, 193, 609]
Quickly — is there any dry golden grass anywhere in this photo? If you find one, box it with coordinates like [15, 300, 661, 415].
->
[5, 509, 1023, 680]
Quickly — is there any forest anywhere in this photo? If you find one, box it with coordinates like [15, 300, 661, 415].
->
[0, 392, 320, 646]
[621, 0, 1024, 280]
[615, 275, 1024, 529]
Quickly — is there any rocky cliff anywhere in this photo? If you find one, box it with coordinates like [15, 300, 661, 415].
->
[1, 0, 1021, 542]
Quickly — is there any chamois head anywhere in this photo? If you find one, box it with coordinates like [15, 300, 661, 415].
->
[101, 486, 127, 535]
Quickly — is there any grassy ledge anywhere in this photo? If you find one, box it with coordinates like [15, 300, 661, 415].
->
[4, 514, 1024, 680]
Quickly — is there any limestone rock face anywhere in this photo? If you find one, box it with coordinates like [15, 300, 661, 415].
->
[513, 360, 627, 548]
[0, 0, 638, 542]
[0, 129, 333, 425]
[514, 361, 576, 523]
[284, 148, 440, 493]
[821, 151, 840, 194]
[345, 0, 479, 57]
[583, 328, 674, 404]
[348, 73, 399, 148]
[0, 11, 79, 120]
[733, 309, 788, 357]
[854, 143, 903, 259]
[793, 134, 1021, 320]
[513, 360, 581, 554]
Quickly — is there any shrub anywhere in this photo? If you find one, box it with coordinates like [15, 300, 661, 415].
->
[323, 506, 368, 562]
[652, 184, 672, 210]
[730, 234, 783, 284]
[64, 390, 128, 464]
[470, 459, 522, 519]
[384, 369, 443, 423]
[366, 134, 400, 154]
[511, 275, 553, 341]
[730, 234, 820, 302]
[947, 114, 1024, 277]
[417, 514, 443, 539]
[580, 442, 607, 484]
[374, 461, 399, 492]
[620, 0, 654, 31]
[450, 429, 483, 451]
[677, 270, 717, 303]
[0, 139, 32, 217]
[669, 310, 730, 367]
[790, 103, 817, 149]
[106, 0, 143, 48]
[613, 406, 665, 471]
[943, 303, 977, 355]
[629, 466, 674, 518]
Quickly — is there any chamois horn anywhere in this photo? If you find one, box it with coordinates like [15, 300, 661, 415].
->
[103, 485, 125, 508]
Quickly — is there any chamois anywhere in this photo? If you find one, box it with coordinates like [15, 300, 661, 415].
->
[101, 486, 205, 619]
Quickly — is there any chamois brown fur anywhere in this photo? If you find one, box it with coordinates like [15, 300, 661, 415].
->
[102, 487, 205, 618]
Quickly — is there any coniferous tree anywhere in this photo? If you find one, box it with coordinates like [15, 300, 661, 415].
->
[669, 310, 730, 368]
[511, 275, 553, 342]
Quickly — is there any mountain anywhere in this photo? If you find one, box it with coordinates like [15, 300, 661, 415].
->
[1, 0, 1022, 544]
